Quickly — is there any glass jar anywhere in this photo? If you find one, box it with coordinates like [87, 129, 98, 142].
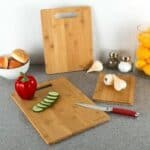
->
[135, 24, 150, 76]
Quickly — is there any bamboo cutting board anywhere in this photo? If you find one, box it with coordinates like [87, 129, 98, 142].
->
[41, 6, 93, 74]
[93, 73, 135, 105]
[11, 77, 109, 144]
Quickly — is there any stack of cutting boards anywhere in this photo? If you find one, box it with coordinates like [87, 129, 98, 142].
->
[11, 6, 136, 145]
[12, 6, 109, 145]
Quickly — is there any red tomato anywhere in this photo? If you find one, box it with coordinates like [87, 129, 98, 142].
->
[15, 73, 37, 100]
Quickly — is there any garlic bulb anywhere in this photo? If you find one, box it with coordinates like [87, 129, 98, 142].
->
[113, 75, 127, 91]
[87, 61, 103, 73]
[103, 74, 127, 91]
[104, 74, 114, 85]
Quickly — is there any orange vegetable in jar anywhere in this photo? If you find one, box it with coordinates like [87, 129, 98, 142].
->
[137, 25, 150, 48]
[136, 45, 150, 59]
[143, 65, 150, 76]
[138, 32, 150, 48]
[136, 25, 150, 76]
[135, 60, 146, 70]
[145, 58, 150, 64]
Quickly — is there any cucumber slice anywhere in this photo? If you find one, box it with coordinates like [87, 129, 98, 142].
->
[32, 105, 44, 112]
[32, 91, 60, 113]
[40, 101, 52, 106]
[46, 95, 58, 100]
[48, 95, 59, 99]
[37, 103, 48, 109]
[46, 96, 58, 101]
[44, 98, 56, 103]
[48, 91, 59, 97]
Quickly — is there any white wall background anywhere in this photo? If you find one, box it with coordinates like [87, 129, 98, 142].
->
[0, 0, 150, 64]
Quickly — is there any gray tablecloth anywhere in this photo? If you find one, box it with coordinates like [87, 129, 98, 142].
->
[0, 65, 150, 150]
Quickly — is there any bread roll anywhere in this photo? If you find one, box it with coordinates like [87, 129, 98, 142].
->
[8, 59, 23, 69]
[0, 56, 9, 69]
[11, 49, 29, 64]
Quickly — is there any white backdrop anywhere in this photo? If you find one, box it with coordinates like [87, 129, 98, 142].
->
[0, 0, 150, 64]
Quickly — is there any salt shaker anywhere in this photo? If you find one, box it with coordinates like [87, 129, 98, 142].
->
[118, 56, 132, 73]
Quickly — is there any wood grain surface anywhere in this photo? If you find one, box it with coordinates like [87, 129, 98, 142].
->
[41, 6, 93, 74]
[11, 77, 109, 144]
[93, 73, 135, 105]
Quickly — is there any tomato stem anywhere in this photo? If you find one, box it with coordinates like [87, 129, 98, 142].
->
[20, 72, 28, 82]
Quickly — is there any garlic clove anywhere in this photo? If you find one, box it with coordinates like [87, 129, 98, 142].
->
[113, 75, 127, 91]
[104, 74, 114, 85]
[87, 60, 103, 73]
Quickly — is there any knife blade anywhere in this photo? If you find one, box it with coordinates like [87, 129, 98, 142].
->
[76, 102, 140, 117]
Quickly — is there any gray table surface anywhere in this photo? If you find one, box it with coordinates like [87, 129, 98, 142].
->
[1, 65, 150, 150]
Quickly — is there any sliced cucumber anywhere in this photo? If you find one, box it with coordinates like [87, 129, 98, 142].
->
[32, 91, 60, 113]
[46, 96, 58, 101]
[37, 103, 48, 109]
[32, 105, 44, 112]
[48, 91, 59, 97]
[40, 101, 52, 106]
[48, 95, 59, 99]
[46, 95, 58, 100]
[44, 98, 56, 103]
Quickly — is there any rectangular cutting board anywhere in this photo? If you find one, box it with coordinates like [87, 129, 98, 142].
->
[93, 73, 135, 105]
[41, 6, 93, 74]
[11, 77, 109, 144]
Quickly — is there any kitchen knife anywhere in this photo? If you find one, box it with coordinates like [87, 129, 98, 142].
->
[76, 102, 140, 117]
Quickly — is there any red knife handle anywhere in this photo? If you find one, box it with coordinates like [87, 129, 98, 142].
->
[112, 107, 139, 117]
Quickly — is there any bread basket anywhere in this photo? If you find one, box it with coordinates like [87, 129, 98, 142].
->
[0, 60, 30, 80]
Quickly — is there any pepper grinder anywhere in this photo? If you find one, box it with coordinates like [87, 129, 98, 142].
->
[118, 56, 132, 73]
[106, 51, 119, 69]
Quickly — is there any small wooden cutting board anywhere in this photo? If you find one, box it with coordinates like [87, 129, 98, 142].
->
[11, 77, 109, 144]
[93, 73, 135, 105]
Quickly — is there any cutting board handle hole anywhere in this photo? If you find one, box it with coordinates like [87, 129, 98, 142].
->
[55, 12, 78, 19]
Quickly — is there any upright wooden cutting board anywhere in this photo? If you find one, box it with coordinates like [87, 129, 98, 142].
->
[41, 6, 93, 74]
[11, 77, 109, 144]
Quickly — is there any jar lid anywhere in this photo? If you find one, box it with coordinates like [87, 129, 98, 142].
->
[121, 56, 131, 62]
[109, 51, 118, 59]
